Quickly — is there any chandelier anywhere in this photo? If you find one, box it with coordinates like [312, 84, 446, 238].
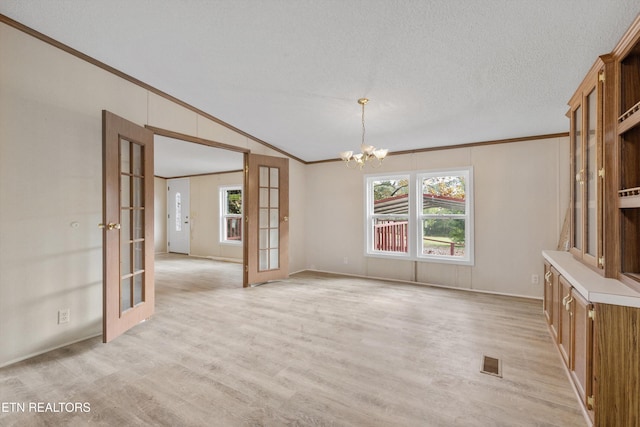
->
[339, 98, 388, 169]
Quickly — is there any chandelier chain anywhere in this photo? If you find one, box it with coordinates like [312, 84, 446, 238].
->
[361, 101, 366, 147]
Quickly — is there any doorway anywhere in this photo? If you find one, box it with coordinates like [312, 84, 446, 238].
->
[151, 131, 291, 287]
[152, 132, 245, 286]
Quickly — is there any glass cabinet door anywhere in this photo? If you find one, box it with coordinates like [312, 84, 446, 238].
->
[569, 67, 603, 270]
[585, 89, 599, 260]
[573, 105, 583, 253]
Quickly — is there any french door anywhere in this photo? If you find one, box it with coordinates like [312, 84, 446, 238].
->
[102, 111, 155, 342]
[244, 154, 289, 286]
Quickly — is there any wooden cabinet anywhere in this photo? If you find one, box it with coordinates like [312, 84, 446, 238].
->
[542, 266, 595, 423]
[543, 15, 640, 425]
[615, 18, 640, 290]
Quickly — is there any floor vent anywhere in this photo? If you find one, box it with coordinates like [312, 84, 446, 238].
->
[480, 355, 502, 378]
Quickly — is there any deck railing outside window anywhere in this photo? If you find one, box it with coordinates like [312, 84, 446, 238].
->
[374, 220, 408, 252]
[226, 217, 242, 240]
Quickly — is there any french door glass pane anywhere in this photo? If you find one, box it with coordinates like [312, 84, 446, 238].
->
[259, 209, 269, 228]
[270, 249, 279, 269]
[121, 175, 130, 207]
[133, 274, 143, 306]
[269, 229, 279, 247]
[134, 241, 143, 271]
[134, 209, 144, 239]
[259, 229, 268, 249]
[120, 138, 145, 313]
[121, 242, 131, 276]
[133, 178, 143, 207]
[259, 188, 269, 208]
[132, 143, 142, 175]
[121, 277, 131, 312]
[270, 189, 279, 207]
[269, 208, 279, 228]
[270, 168, 279, 188]
[121, 211, 131, 244]
[121, 139, 130, 173]
[259, 167, 269, 185]
[259, 249, 269, 270]
[258, 166, 279, 271]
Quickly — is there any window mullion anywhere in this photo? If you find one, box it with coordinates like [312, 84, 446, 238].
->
[409, 172, 418, 259]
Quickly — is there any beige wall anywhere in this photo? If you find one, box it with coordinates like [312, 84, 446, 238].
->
[190, 172, 244, 261]
[154, 173, 244, 260]
[304, 137, 569, 298]
[154, 177, 168, 253]
[0, 23, 306, 367]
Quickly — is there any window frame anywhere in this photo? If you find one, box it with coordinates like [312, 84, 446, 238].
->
[219, 185, 243, 245]
[365, 173, 414, 259]
[364, 167, 474, 266]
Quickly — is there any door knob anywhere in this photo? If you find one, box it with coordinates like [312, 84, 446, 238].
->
[99, 223, 121, 230]
[283, 216, 289, 222]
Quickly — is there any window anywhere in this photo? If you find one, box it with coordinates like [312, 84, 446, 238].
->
[368, 176, 410, 255]
[220, 186, 243, 244]
[365, 168, 473, 265]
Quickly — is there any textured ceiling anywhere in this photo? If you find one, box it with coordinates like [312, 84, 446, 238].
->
[154, 136, 243, 178]
[2, 1, 639, 162]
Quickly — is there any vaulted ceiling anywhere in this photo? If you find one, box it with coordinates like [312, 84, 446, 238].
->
[2, 1, 639, 163]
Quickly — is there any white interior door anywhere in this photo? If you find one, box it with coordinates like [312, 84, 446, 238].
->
[167, 178, 190, 254]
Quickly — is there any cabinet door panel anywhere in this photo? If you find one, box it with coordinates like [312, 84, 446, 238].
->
[571, 290, 593, 410]
[558, 276, 573, 367]
[551, 267, 561, 341]
[543, 262, 553, 325]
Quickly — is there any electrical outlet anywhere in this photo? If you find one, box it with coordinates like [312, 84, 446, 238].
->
[58, 308, 70, 324]
[531, 274, 539, 285]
